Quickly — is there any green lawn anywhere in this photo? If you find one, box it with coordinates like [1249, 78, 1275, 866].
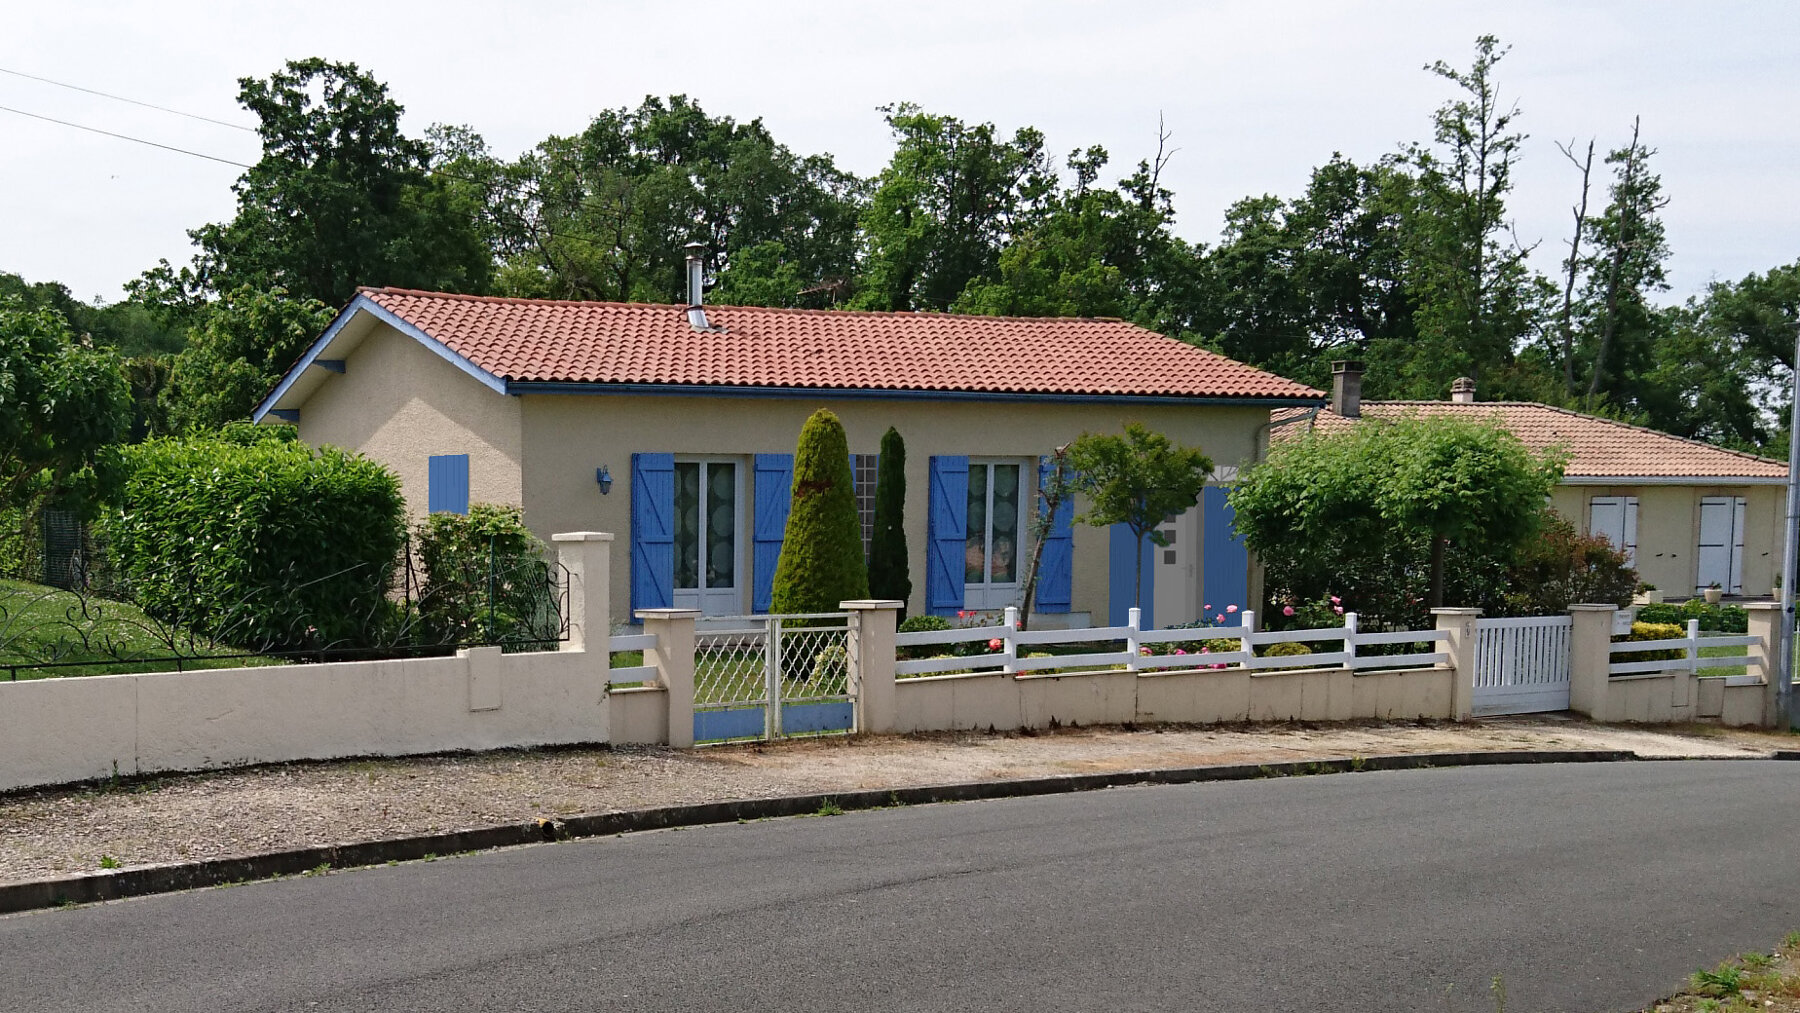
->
[0, 578, 269, 680]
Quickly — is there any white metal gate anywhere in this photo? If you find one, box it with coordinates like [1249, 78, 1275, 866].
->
[1472, 616, 1573, 716]
[691, 613, 855, 742]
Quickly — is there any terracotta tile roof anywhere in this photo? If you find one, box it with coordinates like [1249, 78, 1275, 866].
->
[361, 288, 1321, 400]
[1272, 402, 1787, 480]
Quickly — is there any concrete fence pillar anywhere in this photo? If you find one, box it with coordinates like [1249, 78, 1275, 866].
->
[843, 600, 902, 734]
[1567, 604, 1617, 720]
[637, 609, 701, 748]
[1431, 608, 1481, 720]
[552, 532, 613, 654]
[1745, 602, 1782, 725]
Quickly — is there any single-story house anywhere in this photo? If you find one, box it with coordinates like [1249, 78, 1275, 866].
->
[255, 268, 1322, 628]
[1278, 363, 1790, 598]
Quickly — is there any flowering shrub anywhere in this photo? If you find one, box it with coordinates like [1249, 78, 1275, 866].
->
[1273, 594, 1347, 631]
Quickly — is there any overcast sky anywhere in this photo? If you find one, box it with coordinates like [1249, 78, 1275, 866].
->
[3, 1, 1796, 306]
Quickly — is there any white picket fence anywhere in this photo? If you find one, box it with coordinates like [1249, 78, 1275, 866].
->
[893, 608, 1449, 678]
[1608, 618, 1762, 678]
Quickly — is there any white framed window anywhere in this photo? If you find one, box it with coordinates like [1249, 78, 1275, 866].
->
[673, 458, 743, 616]
[964, 459, 1025, 610]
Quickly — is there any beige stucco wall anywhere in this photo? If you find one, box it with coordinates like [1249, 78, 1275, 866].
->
[296, 321, 524, 521]
[1554, 482, 1786, 596]
[516, 393, 1270, 627]
[0, 647, 607, 792]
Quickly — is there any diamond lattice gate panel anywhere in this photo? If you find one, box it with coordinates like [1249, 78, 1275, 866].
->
[1472, 616, 1573, 716]
[692, 614, 855, 743]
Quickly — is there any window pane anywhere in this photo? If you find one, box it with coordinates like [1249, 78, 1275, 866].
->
[965, 464, 988, 583]
[706, 462, 736, 589]
[674, 463, 700, 590]
[990, 464, 1019, 583]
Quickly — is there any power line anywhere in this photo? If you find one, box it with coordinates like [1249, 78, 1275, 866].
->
[0, 65, 256, 132]
[0, 104, 251, 168]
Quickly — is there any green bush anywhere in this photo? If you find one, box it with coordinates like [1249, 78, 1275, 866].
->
[867, 426, 910, 613]
[1636, 600, 1747, 633]
[99, 435, 405, 649]
[1612, 621, 1686, 665]
[771, 409, 869, 615]
[412, 503, 554, 648]
[1501, 512, 1636, 614]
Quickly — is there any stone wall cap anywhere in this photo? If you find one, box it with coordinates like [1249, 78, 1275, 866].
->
[1428, 607, 1482, 616]
[552, 531, 615, 542]
[1742, 602, 1784, 611]
[840, 600, 905, 610]
[1567, 604, 1618, 612]
[634, 609, 703, 620]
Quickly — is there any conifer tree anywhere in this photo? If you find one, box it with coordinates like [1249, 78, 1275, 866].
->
[867, 426, 910, 613]
[771, 409, 869, 613]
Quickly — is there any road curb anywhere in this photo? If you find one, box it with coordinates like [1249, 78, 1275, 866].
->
[0, 747, 1644, 915]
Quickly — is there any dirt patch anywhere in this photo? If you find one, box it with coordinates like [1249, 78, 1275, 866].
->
[0, 716, 1784, 885]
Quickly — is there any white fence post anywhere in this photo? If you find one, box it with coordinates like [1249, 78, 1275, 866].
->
[1127, 607, 1142, 673]
[551, 532, 613, 655]
[1686, 618, 1701, 675]
[1003, 606, 1020, 676]
[1241, 609, 1257, 660]
[1343, 611, 1358, 669]
[842, 600, 902, 734]
[636, 608, 700, 747]
[765, 616, 783, 738]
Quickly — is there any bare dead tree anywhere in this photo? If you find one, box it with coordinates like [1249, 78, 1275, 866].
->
[1555, 137, 1596, 397]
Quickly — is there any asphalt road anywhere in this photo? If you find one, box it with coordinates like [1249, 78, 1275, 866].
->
[4, 760, 1800, 1012]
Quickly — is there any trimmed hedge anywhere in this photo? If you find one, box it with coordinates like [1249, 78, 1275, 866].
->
[413, 503, 553, 648]
[100, 434, 405, 649]
[867, 426, 910, 613]
[1612, 621, 1687, 665]
[771, 409, 869, 615]
[1636, 600, 1748, 634]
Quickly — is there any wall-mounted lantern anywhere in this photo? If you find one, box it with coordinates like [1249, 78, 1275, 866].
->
[596, 465, 613, 495]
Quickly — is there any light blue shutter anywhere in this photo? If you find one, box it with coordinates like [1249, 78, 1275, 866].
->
[427, 454, 469, 515]
[926, 456, 968, 616]
[752, 453, 794, 613]
[1201, 486, 1249, 615]
[1034, 457, 1074, 613]
[630, 453, 675, 616]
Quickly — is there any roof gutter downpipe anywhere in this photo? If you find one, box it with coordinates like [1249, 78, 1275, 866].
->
[684, 242, 710, 331]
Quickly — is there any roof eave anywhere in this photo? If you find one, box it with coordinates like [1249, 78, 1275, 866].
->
[1560, 474, 1789, 486]
[502, 380, 1326, 407]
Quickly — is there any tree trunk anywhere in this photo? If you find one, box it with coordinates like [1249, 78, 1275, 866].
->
[1556, 139, 1594, 398]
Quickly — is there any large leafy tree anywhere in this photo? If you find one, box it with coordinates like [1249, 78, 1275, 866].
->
[1390, 35, 1540, 397]
[162, 287, 335, 433]
[855, 104, 1055, 311]
[0, 299, 132, 518]
[1230, 415, 1565, 620]
[1576, 119, 1671, 402]
[480, 95, 863, 305]
[131, 58, 492, 317]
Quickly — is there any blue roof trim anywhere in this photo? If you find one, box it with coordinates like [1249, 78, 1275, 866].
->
[252, 294, 508, 422]
[502, 381, 1325, 409]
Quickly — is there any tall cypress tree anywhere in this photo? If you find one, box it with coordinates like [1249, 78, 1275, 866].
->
[867, 426, 910, 614]
[771, 409, 869, 614]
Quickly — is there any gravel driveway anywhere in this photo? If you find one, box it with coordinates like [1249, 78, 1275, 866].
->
[0, 716, 1786, 885]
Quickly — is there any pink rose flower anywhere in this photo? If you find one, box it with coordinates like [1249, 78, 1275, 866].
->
[1333, 605, 1345, 614]
[1139, 646, 1153, 655]
[1330, 596, 1342, 605]
[1202, 603, 1212, 611]
[1173, 648, 1186, 655]
[988, 638, 1003, 651]
[1226, 604, 1239, 614]
[1215, 613, 1225, 622]
[1282, 605, 1295, 617]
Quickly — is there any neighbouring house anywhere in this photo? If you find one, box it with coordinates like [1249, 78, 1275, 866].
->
[1278, 362, 1790, 598]
[255, 251, 1323, 628]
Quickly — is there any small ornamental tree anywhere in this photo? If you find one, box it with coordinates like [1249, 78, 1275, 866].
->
[1066, 423, 1212, 611]
[412, 504, 555, 648]
[771, 409, 869, 614]
[1017, 442, 1074, 630]
[866, 426, 911, 613]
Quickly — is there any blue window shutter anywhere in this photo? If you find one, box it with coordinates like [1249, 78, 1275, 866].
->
[752, 453, 794, 613]
[630, 453, 675, 616]
[427, 454, 469, 515]
[1034, 457, 1074, 613]
[926, 455, 968, 616]
[1202, 486, 1249, 616]
[1108, 523, 1155, 629]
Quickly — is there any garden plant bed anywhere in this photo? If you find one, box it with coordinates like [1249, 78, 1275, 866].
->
[0, 717, 1786, 886]
[1631, 931, 1800, 1012]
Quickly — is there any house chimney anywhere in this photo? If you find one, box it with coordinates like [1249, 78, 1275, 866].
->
[1450, 377, 1476, 403]
[684, 241, 709, 331]
[1331, 360, 1364, 418]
